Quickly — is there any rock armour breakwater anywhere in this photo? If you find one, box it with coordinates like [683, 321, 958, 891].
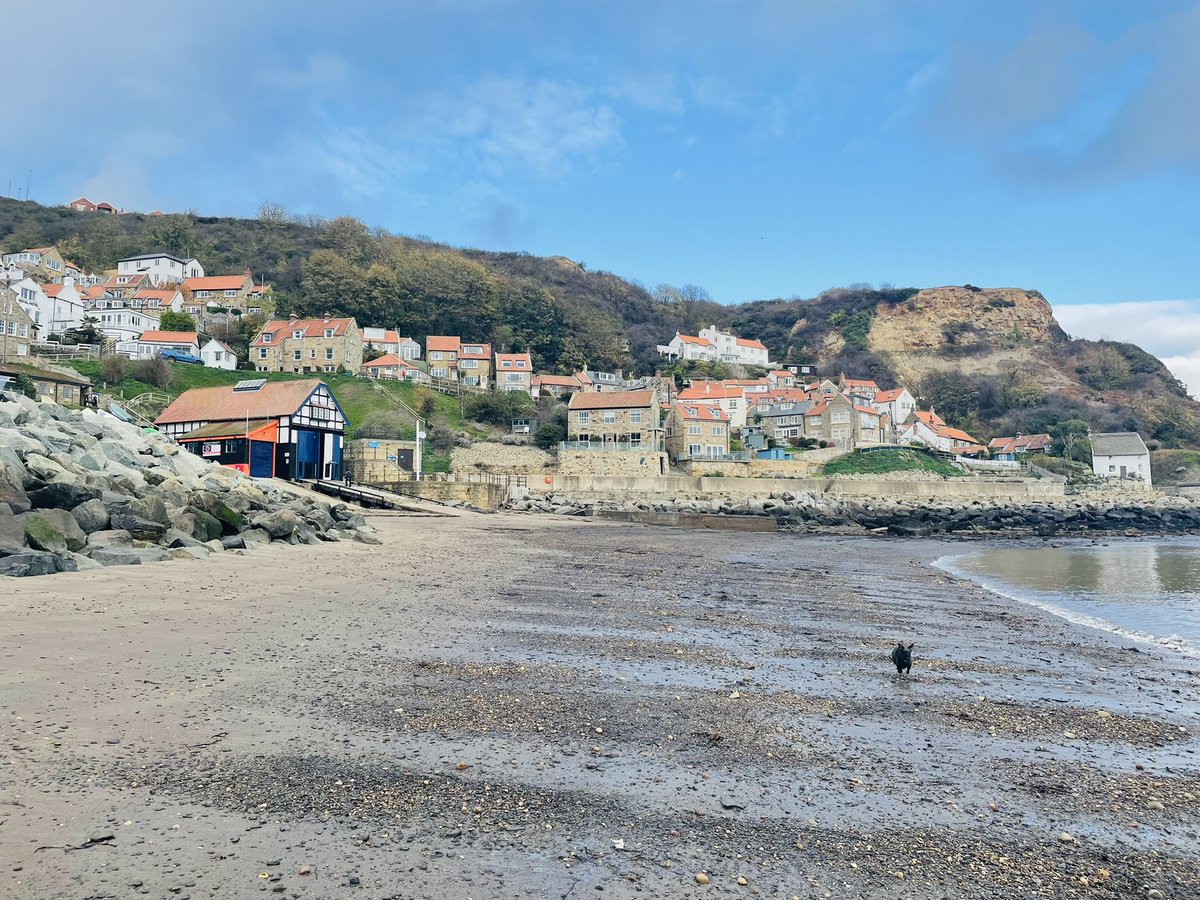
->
[0, 390, 381, 577]
[509, 491, 1200, 536]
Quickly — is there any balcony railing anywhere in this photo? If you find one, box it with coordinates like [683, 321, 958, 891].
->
[560, 440, 663, 452]
[675, 451, 751, 462]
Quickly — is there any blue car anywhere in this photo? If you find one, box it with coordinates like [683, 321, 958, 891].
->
[159, 348, 204, 365]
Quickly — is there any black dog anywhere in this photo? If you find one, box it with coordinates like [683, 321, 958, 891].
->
[891, 642, 914, 675]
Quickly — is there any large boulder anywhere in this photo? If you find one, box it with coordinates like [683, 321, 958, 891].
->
[20, 510, 87, 553]
[85, 529, 133, 549]
[88, 546, 171, 567]
[250, 509, 300, 539]
[107, 512, 168, 542]
[71, 499, 110, 534]
[27, 482, 100, 511]
[0, 467, 31, 514]
[0, 551, 77, 577]
[0, 508, 27, 554]
[188, 491, 244, 535]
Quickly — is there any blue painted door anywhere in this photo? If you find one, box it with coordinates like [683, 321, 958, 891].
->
[249, 441, 274, 478]
[296, 430, 320, 480]
[331, 436, 343, 481]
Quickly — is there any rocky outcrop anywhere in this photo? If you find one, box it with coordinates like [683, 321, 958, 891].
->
[869, 286, 1065, 354]
[507, 491, 1200, 536]
[0, 391, 381, 577]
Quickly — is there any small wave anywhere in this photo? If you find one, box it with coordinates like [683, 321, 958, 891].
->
[934, 554, 1200, 660]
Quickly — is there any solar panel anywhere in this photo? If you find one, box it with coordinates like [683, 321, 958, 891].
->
[233, 379, 267, 392]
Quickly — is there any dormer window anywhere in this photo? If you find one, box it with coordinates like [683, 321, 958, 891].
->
[262, 333, 273, 343]
[293, 329, 304, 340]
[324, 329, 334, 338]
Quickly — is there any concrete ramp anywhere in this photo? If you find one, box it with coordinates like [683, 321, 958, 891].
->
[594, 509, 777, 532]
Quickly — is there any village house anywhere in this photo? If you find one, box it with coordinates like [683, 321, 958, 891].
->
[989, 433, 1053, 461]
[129, 288, 185, 314]
[1, 246, 67, 283]
[576, 367, 624, 391]
[767, 369, 797, 389]
[531, 373, 584, 400]
[68, 197, 98, 211]
[251, 315, 363, 374]
[200, 337, 239, 370]
[457, 341, 492, 388]
[2, 274, 84, 335]
[359, 354, 425, 382]
[99, 273, 153, 298]
[361, 328, 420, 359]
[0, 289, 38, 359]
[566, 389, 663, 449]
[840, 374, 880, 401]
[117, 252, 205, 286]
[676, 381, 751, 429]
[803, 393, 884, 450]
[872, 387, 916, 436]
[898, 410, 985, 456]
[182, 271, 255, 312]
[92, 305, 161, 345]
[124, 330, 201, 361]
[156, 378, 346, 481]
[666, 402, 731, 461]
[495, 351, 533, 393]
[246, 283, 271, 315]
[426, 336, 460, 380]
[756, 400, 813, 444]
[1090, 432, 1152, 486]
[0, 362, 90, 405]
[656, 324, 774, 368]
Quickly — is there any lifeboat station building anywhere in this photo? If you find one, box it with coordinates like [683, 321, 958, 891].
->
[155, 379, 346, 480]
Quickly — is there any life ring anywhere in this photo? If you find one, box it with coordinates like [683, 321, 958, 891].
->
[544, 476, 553, 484]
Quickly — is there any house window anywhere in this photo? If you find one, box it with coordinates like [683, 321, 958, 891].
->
[517, 360, 526, 368]
[729, 399, 739, 408]
[293, 350, 302, 361]
[432, 367, 448, 378]
[460, 359, 478, 369]
[196, 290, 210, 298]
[713, 425, 725, 435]
[324, 329, 334, 338]
[324, 365, 336, 372]
[688, 443, 702, 456]
[18, 324, 28, 337]
[688, 425, 701, 435]
[831, 409, 850, 424]
[505, 372, 522, 382]
[325, 347, 333, 360]
[293, 330, 304, 339]
[224, 290, 236, 297]
[310, 348, 317, 358]
[502, 360, 512, 368]
[430, 351, 442, 360]
[630, 411, 642, 424]
[603, 411, 616, 424]
[578, 411, 590, 425]
[629, 432, 642, 448]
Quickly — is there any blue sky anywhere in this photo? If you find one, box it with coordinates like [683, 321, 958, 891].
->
[4, 1, 1199, 381]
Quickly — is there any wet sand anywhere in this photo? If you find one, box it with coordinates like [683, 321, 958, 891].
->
[2, 511, 1198, 899]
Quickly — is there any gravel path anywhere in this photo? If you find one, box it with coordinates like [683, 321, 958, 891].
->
[2, 512, 1197, 898]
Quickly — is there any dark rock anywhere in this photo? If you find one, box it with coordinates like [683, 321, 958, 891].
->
[19, 509, 88, 553]
[0, 550, 77, 576]
[250, 509, 300, 539]
[27, 482, 100, 511]
[108, 513, 168, 542]
[71, 498, 110, 534]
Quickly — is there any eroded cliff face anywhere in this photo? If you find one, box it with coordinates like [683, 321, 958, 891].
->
[868, 287, 1063, 354]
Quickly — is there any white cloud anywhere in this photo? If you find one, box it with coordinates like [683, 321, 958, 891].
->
[1055, 299, 1200, 396]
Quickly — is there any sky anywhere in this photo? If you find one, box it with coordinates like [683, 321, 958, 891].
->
[3, 0, 1199, 387]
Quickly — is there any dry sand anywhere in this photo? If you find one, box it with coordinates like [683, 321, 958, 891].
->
[2, 509, 1198, 899]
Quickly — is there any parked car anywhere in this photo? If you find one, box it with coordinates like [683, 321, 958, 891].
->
[159, 349, 204, 365]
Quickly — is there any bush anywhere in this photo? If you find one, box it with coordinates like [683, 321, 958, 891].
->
[11, 374, 37, 399]
[131, 358, 171, 390]
[100, 355, 126, 385]
[533, 422, 565, 449]
[464, 390, 534, 426]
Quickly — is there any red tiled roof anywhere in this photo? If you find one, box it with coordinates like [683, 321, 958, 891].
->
[138, 330, 199, 344]
[426, 335, 461, 353]
[874, 388, 906, 403]
[843, 377, 879, 389]
[677, 402, 729, 421]
[252, 318, 355, 346]
[677, 382, 745, 401]
[916, 410, 946, 427]
[184, 275, 251, 292]
[568, 389, 656, 410]
[735, 337, 767, 350]
[495, 352, 532, 367]
[156, 379, 326, 425]
[361, 354, 414, 369]
[989, 434, 1052, 453]
[42, 283, 67, 297]
[853, 404, 880, 416]
[133, 289, 179, 300]
[458, 342, 491, 359]
[676, 334, 712, 346]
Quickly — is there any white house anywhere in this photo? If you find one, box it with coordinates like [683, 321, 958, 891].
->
[1, 274, 84, 335]
[129, 288, 185, 313]
[361, 328, 420, 359]
[872, 388, 916, 433]
[116, 252, 205, 286]
[122, 330, 201, 361]
[97, 308, 162, 345]
[657, 325, 773, 367]
[1090, 432, 1152, 487]
[898, 410, 985, 455]
[200, 338, 238, 370]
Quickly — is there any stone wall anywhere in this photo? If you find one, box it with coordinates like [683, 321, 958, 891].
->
[558, 450, 669, 477]
[388, 480, 505, 509]
[450, 442, 552, 474]
[345, 439, 417, 482]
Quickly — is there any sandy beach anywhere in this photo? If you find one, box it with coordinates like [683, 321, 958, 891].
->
[2, 510, 1198, 899]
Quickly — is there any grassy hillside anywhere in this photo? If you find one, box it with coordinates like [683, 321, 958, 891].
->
[823, 448, 965, 478]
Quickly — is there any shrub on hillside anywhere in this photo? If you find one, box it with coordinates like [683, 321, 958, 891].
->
[131, 358, 171, 390]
